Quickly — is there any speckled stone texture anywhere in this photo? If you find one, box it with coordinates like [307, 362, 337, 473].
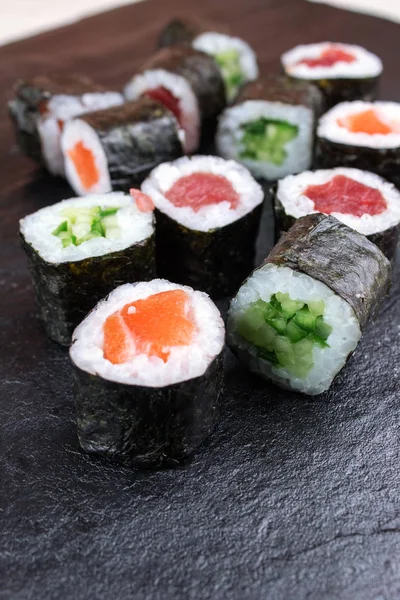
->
[1, 0, 400, 598]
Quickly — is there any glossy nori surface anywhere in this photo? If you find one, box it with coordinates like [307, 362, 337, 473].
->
[265, 213, 391, 330]
[80, 98, 183, 191]
[271, 185, 400, 262]
[286, 74, 380, 109]
[155, 204, 263, 299]
[72, 353, 224, 468]
[157, 16, 231, 49]
[20, 233, 156, 346]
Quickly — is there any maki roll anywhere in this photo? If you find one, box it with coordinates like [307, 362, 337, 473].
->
[124, 46, 226, 152]
[316, 101, 400, 189]
[20, 190, 156, 345]
[227, 213, 391, 395]
[216, 77, 324, 181]
[9, 73, 123, 176]
[141, 155, 264, 298]
[70, 279, 225, 468]
[61, 98, 184, 196]
[281, 43, 382, 108]
[273, 168, 400, 261]
[158, 17, 258, 102]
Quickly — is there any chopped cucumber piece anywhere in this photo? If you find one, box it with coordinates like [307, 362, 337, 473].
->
[214, 49, 244, 101]
[269, 316, 287, 335]
[52, 221, 69, 236]
[240, 118, 299, 166]
[293, 307, 317, 332]
[315, 316, 332, 341]
[275, 292, 304, 318]
[307, 300, 325, 316]
[286, 320, 307, 343]
[52, 205, 121, 247]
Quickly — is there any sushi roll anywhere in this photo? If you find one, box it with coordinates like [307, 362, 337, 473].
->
[61, 98, 184, 196]
[158, 17, 258, 103]
[316, 101, 400, 190]
[9, 73, 123, 176]
[124, 46, 226, 153]
[273, 168, 400, 261]
[216, 77, 324, 181]
[20, 190, 156, 345]
[141, 155, 264, 298]
[227, 213, 391, 396]
[70, 279, 225, 468]
[281, 43, 382, 108]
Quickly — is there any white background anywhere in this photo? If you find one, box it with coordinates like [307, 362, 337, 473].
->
[0, 0, 399, 46]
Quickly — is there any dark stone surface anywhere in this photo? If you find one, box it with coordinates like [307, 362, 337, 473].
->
[1, 0, 399, 599]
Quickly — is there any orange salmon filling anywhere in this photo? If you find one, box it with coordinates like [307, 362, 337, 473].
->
[337, 109, 400, 135]
[103, 290, 196, 364]
[68, 141, 99, 190]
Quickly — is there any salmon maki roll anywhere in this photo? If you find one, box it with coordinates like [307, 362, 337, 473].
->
[70, 279, 225, 468]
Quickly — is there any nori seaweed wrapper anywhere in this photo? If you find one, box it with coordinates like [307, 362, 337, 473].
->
[315, 135, 400, 190]
[72, 352, 224, 469]
[285, 74, 380, 109]
[21, 233, 156, 346]
[76, 98, 184, 191]
[9, 73, 108, 164]
[271, 184, 399, 262]
[158, 16, 231, 48]
[264, 213, 391, 331]
[155, 204, 263, 299]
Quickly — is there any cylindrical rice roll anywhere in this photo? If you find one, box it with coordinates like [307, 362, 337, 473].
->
[281, 43, 382, 108]
[216, 76, 324, 181]
[8, 73, 123, 176]
[227, 213, 391, 395]
[61, 98, 184, 196]
[141, 155, 264, 298]
[272, 168, 400, 261]
[315, 101, 400, 190]
[124, 46, 226, 152]
[20, 191, 156, 345]
[69, 279, 225, 468]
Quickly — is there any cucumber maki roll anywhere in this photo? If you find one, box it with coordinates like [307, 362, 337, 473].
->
[141, 155, 264, 298]
[158, 17, 258, 103]
[20, 190, 156, 346]
[70, 279, 225, 468]
[216, 76, 324, 181]
[273, 168, 400, 261]
[227, 213, 391, 396]
[124, 46, 226, 153]
[9, 73, 123, 176]
[316, 101, 400, 189]
[61, 98, 184, 196]
[281, 43, 382, 108]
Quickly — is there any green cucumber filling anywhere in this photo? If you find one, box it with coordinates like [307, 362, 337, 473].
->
[239, 118, 299, 165]
[52, 206, 120, 248]
[214, 49, 244, 101]
[237, 293, 332, 378]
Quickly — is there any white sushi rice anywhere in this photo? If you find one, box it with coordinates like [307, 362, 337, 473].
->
[227, 264, 361, 395]
[61, 119, 111, 196]
[282, 42, 382, 80]
[141, 155, 264, 232]
[124, 69, 199, 153]
[277, 167, 400, 235]
[20, 192, 154, 263]
[216, 100, 315, 180]
[38, 91, 123, 177]
[318, 101, 400, 149]
[70, 279, 225, 388]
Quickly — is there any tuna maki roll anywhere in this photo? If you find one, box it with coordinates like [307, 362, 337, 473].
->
[9, 73, 123, 176]
[61, 98, 184, 196]
[20, 190, 156, 345]
[216, 77, 324, 181]
[316, 101, 400, 189]
[281, 43, 382, 108]
[70, 279, 225, 468]
[124, 46, 226, 153]
[142, 155, 264, 298]
[158, 17, 258, 103]
[227, 213, 391, 395]
[273, 168, 400, 260]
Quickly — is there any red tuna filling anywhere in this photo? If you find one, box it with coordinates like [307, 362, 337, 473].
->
[165, 172, 240, 212]
[304, 175, 387, 217]
[297, 47, 356, 69]
[144, 87, 181, 124]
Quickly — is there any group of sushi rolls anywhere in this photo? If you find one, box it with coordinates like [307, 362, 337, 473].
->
[13, 22, 400, 468]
